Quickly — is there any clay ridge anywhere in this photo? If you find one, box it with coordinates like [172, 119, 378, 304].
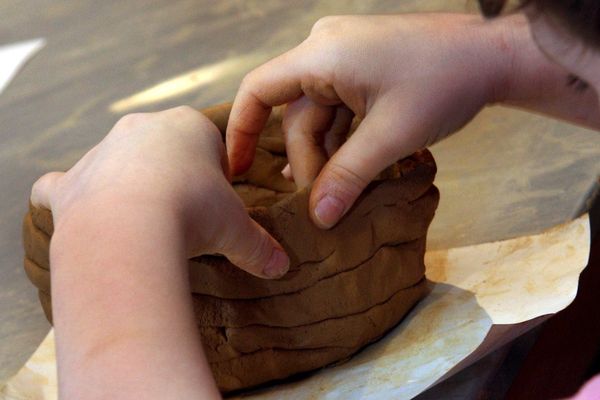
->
[190, 249, 427, 328]
[198, 279, 428, 363]
[190, 237, 425, 300]
[207, 280, 428, 392]
[187, 185, 438, 299]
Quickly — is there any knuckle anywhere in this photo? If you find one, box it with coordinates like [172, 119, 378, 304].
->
[168, 104, 197, 118]
[243, 228, 272, 268]
[311, 16, 343, 35]
[111, 113, 150, 138]
[300, 75, 339, 104]
[165, 106, 223, 142]
[31, 174, 48, 194]
[240, 69, 260, 91]
[239, 73, 267, 104]
[325, 161, 368, 196]
[31, 171, 62, 205]
[163, 105, 202, 126]
[115, 113, 147, 129]
[34, 172, 60, 189]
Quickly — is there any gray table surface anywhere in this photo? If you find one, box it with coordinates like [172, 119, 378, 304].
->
[1, 0, 598, 396]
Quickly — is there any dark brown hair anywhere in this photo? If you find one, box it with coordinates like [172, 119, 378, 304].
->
[478, 0, 600, 45]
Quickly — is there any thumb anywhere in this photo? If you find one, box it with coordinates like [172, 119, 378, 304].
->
[219, 214, 290, 279]
[309, 101, 423, 229]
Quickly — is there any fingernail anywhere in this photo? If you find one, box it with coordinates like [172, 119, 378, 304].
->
[314, 195, 345, 229]
[263, 249, 289, 278]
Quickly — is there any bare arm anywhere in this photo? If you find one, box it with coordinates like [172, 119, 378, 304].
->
[495, 13, 600, 128]
[226, 13, 600, 231]
[32, 107, 289, 399]
[51, 202, 221, 399]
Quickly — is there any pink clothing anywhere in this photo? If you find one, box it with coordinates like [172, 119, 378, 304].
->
[571, 375, 600, 400]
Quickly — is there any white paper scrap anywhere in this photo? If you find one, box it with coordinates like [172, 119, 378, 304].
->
[0, 38, 46, 95]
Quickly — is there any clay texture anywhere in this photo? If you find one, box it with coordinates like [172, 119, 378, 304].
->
[22, 103, 438, 393]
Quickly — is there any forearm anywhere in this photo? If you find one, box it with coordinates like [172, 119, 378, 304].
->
[50, 200, 220, 399]
[491, 14, 600, 128]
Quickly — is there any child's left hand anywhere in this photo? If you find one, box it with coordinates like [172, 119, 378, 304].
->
[31, 106, 289, 279]
[29, 106, 291, 399]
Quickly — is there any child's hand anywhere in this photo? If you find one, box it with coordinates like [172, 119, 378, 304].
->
[226, 14, 510, 228]
[31, 106, 289, 279]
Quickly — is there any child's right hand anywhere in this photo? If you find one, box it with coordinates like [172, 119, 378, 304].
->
[226, 14, 512, 229]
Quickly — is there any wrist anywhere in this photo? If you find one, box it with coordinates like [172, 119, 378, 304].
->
[422, 13, 519, 107]
[464, 13, 527, 105]
[50, 198, 188, 271]
[48, 196, 215, 399]
[478, 12, 569, 105]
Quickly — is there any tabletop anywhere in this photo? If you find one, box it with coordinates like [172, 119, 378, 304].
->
[1, 0, 599, 396]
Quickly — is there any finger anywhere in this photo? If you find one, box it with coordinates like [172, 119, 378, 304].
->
[309, 100, 424, 229]
[282, 96, 333, 188]
[226, 50, 305, 176]
[30, 172, 64, 210]
[221, 215, 290, 279]
[281, 164, 293, 181]
[301, 77, 342, 107]
[212, 129, 231, 181]
[323, 106, 354, 157]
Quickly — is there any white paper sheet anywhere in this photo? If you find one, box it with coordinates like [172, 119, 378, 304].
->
[0, 214, 591, 400]
[0, 38, 46, 95]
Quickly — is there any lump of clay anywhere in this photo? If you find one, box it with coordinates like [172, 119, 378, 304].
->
[22, 103, 439, 393]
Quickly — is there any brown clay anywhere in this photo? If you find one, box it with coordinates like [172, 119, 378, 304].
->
[22, 103, 438, 393]
[209, 280, 428, 392]
[199, 279, 427, 363]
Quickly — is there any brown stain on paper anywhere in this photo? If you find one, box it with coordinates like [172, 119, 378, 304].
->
[425, 250, 449, 283]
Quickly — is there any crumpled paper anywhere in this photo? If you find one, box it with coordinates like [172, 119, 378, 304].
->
[0, 214, 590, 400]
